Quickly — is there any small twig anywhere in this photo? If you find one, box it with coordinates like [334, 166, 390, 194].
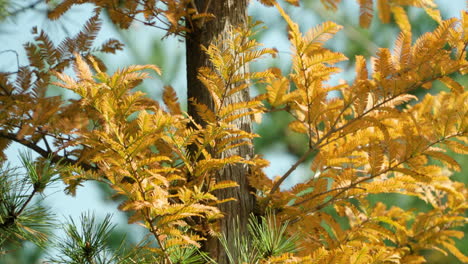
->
[292, 185, 366, 207]
[0, 131, 97, 171]
[269, 147, 317, 194]
[15, 189, 37, 217]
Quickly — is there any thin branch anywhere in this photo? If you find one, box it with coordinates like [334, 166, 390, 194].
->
[126, 155, 173, 264]
[269, 147, 317, 194]
[0, 131, 96, 171]
[8, 0, 45, 17]
[292, 185, 365, 207]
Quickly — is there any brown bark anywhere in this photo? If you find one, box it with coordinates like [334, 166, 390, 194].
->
[185, 1, 255, 263]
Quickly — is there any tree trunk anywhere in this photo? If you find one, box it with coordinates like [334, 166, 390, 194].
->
[185, 1, 255, 263]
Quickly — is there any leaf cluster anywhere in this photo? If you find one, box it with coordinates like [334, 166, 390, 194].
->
[44, 0, 440, 36]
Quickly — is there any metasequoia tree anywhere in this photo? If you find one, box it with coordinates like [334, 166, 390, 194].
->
[0, 0, 467, 263]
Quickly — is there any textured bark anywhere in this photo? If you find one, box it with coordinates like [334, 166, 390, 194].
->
[185, 1, 255, 263]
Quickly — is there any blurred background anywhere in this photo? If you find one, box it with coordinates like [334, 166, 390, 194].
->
[0, 0, 466, 263]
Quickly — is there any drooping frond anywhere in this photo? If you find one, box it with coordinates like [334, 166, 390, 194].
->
[391, 6, 411, 33]
[75, 9, 102, 52]
[163, 85, 182, 115]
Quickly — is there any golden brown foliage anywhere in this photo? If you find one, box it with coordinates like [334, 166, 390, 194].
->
[1, 0, 467, 263]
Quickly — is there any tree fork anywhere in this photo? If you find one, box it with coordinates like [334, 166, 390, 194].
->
[185, 0, 256, 263]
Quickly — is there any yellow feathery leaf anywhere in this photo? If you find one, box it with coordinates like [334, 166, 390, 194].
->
[288, 120, 308, 134]
[377, 0, 391, 23]
[164, 237, 188, 249]
[444, 140, 468, 154]
[53, 71, 78, 90]
[274, 1, 300, 38]
[221, 109, 260, 123]
[215, 133, 255, 154]
[393, 31, 412, 69]
[382, 94, 418, 107]
[218, 100, 262, 122]
[190, 99, 216, 123]
[163, 85, 182, 115]
[391, 6, 411, 33]
[265, 76, 298, 107]
[368, 143, 385, 174]
[393, 167, 432, 182]
[439, 230, 465, 240]
[358, 0, 373, 28]
[308, 50, 347, 66]
[425, 151, 461, 171]
[424, 7, 442, 24]
[439, 76, 465, 94]
[195, 156, 244, 177]
[373, 48, 395, 79]
[119, 200, 153, 211]
[303, 22, 343, 52]
[157, 212, 197, 226]
[180, 234, 201, 247]
[225, 82, 249, 98]
[216, 198, 237, 204]
[125, 64, 161, 76]
[74, 54, 93, 81]
[209, 180, 239, 191]
[374, 216, 408, 235]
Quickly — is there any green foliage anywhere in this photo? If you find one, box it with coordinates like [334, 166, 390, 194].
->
[220, 213, 299, 264]
[0, 153, 57, 254]
[47, 212, 141, 264]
